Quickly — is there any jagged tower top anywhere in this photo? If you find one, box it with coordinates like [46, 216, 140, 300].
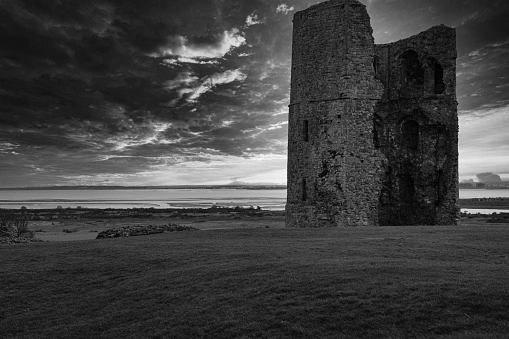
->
[290, 0, 376, 102]
[296, 0, 365, 15]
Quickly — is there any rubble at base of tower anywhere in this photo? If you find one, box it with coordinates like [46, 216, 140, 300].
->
[286, 0, 459, 227]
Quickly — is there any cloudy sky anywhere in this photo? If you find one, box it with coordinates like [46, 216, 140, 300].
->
[0, 0, 508, 187]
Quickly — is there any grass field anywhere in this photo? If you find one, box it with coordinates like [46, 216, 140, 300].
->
[1, 224, 509, 338]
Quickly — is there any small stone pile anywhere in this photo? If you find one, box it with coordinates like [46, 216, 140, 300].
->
[96, 224, 198, 239]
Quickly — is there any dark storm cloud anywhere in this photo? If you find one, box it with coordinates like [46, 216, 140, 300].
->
[1, 0, 508, 186]
[454, 3, 509, 111]
[0, 0, 295, 186]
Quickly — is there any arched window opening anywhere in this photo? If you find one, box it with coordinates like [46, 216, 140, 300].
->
[434, 60, 445, 94]
[399, 50, 424, 97]
[401, 119, 419, 150]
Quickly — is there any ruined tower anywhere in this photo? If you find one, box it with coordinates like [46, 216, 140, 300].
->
[286, 0, 459, 227]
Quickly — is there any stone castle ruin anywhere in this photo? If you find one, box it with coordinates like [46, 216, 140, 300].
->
[286, 0, 459, 227]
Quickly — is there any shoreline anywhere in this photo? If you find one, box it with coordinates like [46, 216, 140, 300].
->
[3, 207, 286, 242]
[2, 203, 508, 243]
[1, 197, 508, 211]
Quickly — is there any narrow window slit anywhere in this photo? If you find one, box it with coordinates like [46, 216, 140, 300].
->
[373, 56, 380, 79]
[303, 120, 309, 142]
[434, 60, 445, 94]
[402, 119, 419, 150]
[302, 179, 307, 201]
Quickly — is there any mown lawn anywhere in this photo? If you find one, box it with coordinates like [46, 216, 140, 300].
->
[1, 225, 508, 338]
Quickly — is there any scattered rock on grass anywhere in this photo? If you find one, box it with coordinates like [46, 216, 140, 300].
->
[96, 224, 198, 239]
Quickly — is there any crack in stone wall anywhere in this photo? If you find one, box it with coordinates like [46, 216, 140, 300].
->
[286, 0, 459, 227]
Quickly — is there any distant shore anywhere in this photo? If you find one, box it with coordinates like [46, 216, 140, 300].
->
[0, 197, 509, 213]
[0, 185, 288, 190]
[459, 197, 509, 209]
[4, 186, 509, 191]
[3, 185, 509, 191]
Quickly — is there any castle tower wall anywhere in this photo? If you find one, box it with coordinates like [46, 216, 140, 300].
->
[286, 0, 459, 227]
[374, 26, 459, 225]
[286, 0, 386, 227]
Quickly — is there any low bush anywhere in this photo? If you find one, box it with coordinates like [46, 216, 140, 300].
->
[0, 210, 32, 239]
[62, 228, 79, 233]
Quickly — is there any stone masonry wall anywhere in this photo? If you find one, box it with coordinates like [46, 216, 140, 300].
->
[286, 0, 459, 227]
[286, 0, 386, 227]
[374, 25, 459, 225]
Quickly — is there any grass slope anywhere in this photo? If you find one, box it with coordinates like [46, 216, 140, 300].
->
[1, 225, 509, 338]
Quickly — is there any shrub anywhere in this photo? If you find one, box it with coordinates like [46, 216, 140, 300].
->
[62, 228, 78, 233]
[0, 210, 32, 238]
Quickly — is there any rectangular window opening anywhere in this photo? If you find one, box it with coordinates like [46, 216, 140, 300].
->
[303, 120, 309, 142]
